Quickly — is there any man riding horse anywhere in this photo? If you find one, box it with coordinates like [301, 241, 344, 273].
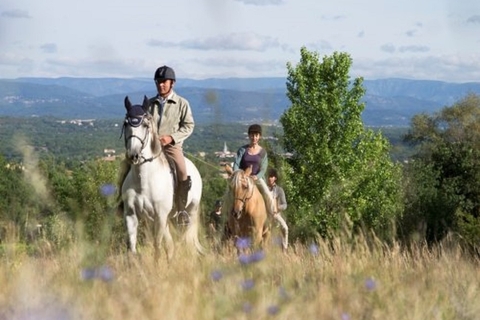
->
[117, 66, 194, 222]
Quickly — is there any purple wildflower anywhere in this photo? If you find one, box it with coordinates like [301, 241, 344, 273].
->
[238, 253, 252, 265]
[365, 277, 376, 291]
[81, 266, 114, 282]
[100, 184, 116, 196]
[236, 237, 251, 250]
[249, 250, 265, 263]
[278, 286, 290, 300]
[81, 268, 96, 280]
[267, 305, 280, 315]
[309, 243, 319, 255]
[210, 269, 223, 282]
[341, 312, 351, 320]
[238, 250, 265, 265]
[241, 278, 255, 291]
[242, 302, 253, 314]
[97, 266, 115, 282]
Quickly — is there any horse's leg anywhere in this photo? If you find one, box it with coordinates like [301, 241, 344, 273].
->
[125, 213, 139, 253]
[253, 218, 264, 249]
[153, 216, 161, 263]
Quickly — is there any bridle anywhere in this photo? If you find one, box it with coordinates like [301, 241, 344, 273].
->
[232, 175, 254, 219]
[121, 113, 160, 164]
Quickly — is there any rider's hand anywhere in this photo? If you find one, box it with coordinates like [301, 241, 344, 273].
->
[251, 175, 258, 181]
[159, 135, 173, 146]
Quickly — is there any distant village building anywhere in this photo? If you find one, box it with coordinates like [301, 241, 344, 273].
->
[104, 149, 116, 155]
[67, 119, 95, 126]
[214, 142, 235, 159]
[102, 148, 117, 161]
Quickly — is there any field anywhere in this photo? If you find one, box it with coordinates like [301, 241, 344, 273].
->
[1, 229, 479, 320]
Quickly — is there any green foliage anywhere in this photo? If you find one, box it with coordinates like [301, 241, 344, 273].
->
[280, 47, 403, 241]
[188, 154, 228, 226]
[0, 154, 55, 241]
[402, 94, 480, 247]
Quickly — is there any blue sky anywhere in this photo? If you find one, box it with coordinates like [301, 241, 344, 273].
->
[1, 0, 479, 82]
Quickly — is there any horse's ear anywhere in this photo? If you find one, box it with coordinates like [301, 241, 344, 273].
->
[124, 96, 132, 110]
[245, 165, 253, 176]
[142, 95, 150, 112]
[224, 164, 233, 176]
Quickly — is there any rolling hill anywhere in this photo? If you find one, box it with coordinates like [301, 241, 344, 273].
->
[1, 77, 479, 126]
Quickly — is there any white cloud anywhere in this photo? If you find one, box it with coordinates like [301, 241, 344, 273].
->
[1, 9, 31, 19]
[398, 45, 429, 53]
[234, 0, 285, 5]
[466, 15, 480, 24]
[0, 0, 479, 82]
[40, 43, 57, 54]
[148, 33, 283, 52]
[405, 29, 417, 37]
[380, 43, 396, 54]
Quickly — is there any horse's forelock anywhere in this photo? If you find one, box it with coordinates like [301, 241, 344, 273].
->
[230, 170, 253, 195]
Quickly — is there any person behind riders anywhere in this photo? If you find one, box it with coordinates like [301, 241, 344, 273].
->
[267, 168, 289, 251]
[208, 199, 224, 237]
[147, 65, 195, 220]
[232, 124, 275, 219]
[207, 199, 226, 252]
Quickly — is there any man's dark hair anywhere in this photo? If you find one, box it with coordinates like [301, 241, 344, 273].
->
[267, 168, 278, 179]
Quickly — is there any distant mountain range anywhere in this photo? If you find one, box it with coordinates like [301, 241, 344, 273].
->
[1, 77, 479, 127]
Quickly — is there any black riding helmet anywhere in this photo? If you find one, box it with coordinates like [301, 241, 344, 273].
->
[154, 65, 176, 82]
[248, 124, 262, 135]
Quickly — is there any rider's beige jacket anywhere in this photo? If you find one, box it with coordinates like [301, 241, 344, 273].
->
[148, 91, 194, 147]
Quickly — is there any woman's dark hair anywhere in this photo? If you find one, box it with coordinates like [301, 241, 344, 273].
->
[248, 124, 262, 134]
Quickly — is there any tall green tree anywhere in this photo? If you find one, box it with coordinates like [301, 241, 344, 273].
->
[403, 93, 480, 247]
[280, 47, 403, 240]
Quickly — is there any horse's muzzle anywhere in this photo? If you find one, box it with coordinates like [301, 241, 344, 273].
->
[129, 153, 140, 164]
[231, 209, 242, 220]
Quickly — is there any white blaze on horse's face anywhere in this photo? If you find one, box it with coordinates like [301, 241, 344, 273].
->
[125, 117, 151, 164]
[232, 173, 252, 219]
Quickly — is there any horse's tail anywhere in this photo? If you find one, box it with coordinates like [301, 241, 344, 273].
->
[184, 202, 205, 255]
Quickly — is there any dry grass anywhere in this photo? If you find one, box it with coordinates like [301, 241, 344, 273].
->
[1, 231, 479, 320]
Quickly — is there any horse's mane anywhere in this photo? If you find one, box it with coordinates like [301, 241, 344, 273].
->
[145, 113, 164, 159]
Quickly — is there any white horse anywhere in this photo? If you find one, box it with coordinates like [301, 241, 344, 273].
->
[120, 96, 204, 261]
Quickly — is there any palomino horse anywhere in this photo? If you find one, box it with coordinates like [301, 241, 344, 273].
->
[224, 165, 270, 249]
[120, 96, 203, 261]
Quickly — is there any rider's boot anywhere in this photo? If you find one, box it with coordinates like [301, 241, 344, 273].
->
[175, 176, 192, 225]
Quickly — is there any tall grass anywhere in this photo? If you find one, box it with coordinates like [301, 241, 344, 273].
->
[2, 147, 479, 319]
[1, 226, 479, 320]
